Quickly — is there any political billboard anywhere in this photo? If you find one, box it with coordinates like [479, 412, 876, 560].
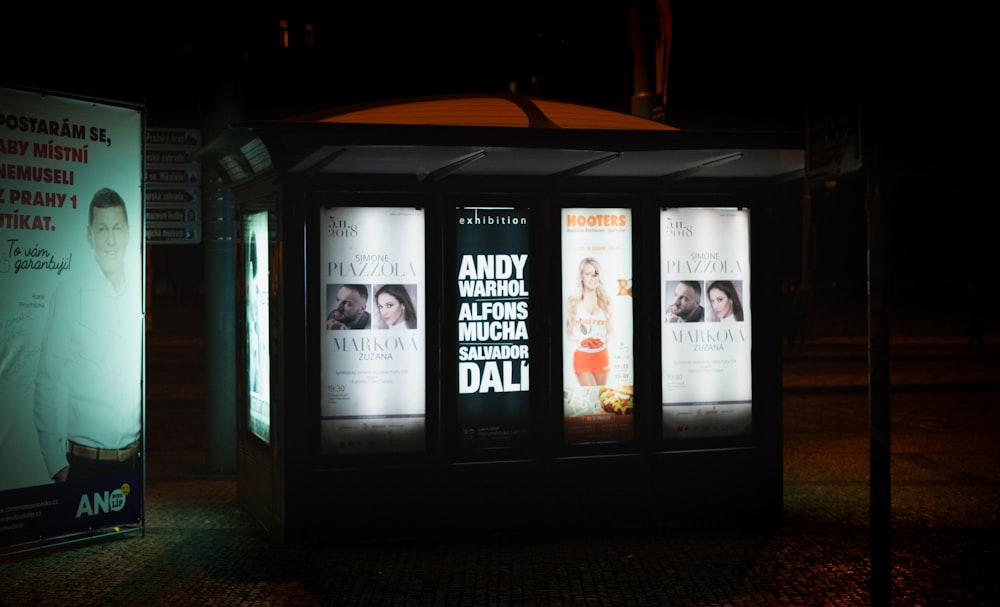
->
[1, 86, 144, 550]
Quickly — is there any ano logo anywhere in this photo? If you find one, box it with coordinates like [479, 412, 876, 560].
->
[75, 482, 131, 518]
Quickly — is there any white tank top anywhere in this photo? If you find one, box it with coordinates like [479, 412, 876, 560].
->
[573, 307, 608, 352]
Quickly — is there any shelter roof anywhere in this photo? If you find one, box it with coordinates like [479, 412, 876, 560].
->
[194, 93, 804, 193]
[296, 94, 680, 131]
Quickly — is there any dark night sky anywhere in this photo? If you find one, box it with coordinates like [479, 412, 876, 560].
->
[3, 3, 865, 127]
[5, 3, 978, 134]
[4, 3, 988, 295]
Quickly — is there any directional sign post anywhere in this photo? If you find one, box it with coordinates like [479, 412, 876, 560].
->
[145, 128, 202, 244]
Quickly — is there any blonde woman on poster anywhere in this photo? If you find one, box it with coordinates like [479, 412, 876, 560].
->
[565, 257, 612, 386]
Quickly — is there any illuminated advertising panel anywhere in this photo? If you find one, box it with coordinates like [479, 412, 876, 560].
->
[455, 207, 531, 450]
[245, 211, 271, 443]
[660, 208, 752, 439]
[560, 208, 635, 445]
[319, 207, 425, 454]
[0, 86, 143, 547]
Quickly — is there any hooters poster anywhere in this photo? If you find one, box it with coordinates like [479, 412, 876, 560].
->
[560, 208, 634, 445]
[660, 207, 752, 439]
[319, 207, 425, 454]
[0, 86, 144, 549]
[455, 207, 531, 450]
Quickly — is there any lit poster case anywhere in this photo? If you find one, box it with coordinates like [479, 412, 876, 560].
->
[0, 86, 143, 547]
[455, 207, 531, 450]
[660, 208, 752, 439]
[245, 211, 271, 443]
[318, 207, 426, 455]
[560, 208, 635, 445]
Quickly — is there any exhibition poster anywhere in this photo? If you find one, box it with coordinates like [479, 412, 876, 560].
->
[0, 86, 144, 548]
[455, 207, 531, 450]
[660, 207, 752, 439]
[318, 207, 425, 454]
[560, 208, 635, 445]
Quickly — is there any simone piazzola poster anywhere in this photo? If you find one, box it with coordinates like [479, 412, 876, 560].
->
[560, 207, 634, 445]
[318, 207, 425, 455]
[660, 207, 752, 439]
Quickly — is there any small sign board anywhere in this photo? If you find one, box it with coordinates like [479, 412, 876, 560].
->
[144, 128, 202, 244]
[806, 109, 862, 180]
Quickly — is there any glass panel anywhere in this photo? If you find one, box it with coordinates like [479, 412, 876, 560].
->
[455, 207, 531, 450]
[660, 207, 752, 439]
[318, 207, 426, 455]
[560, 208, 635, 445]
[245, 210, 271, 443]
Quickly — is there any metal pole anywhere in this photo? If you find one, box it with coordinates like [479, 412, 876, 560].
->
[201, 81, 241, 474]
[203, 177, 237, 474]
[865, 109, 891, 607]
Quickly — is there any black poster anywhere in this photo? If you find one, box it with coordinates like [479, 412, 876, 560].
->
[455, 208, 531, 449]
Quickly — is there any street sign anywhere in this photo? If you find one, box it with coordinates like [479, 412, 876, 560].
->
[144, 128, 202, 244]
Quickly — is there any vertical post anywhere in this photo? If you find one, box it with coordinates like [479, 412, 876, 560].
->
[800, 176, 813, 340]
[865, 110, 891, 607]
[203, 177, 237, 474]
[200, 80, 242, 475]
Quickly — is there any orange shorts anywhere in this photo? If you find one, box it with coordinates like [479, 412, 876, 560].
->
[573, 348, 609, 375]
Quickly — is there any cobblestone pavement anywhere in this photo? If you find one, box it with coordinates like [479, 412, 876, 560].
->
[1, 307, 997, 606]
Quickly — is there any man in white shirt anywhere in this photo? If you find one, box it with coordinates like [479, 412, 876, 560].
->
[34, 187, 142, 482]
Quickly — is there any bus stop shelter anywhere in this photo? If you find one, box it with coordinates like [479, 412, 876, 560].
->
[193, 92, 805, 546]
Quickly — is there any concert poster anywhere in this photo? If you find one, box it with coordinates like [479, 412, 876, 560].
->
[318, 207, 426, 454]
[660, 207, 752, 439]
